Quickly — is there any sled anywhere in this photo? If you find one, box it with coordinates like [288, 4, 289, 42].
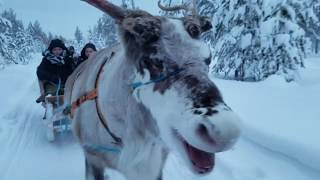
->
[43, 95, 71, 142]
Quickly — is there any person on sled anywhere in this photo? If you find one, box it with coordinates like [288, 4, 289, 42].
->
[74, 43, 97, 68]
[36, 39, 74, 103]
[67, 46, 79, 70]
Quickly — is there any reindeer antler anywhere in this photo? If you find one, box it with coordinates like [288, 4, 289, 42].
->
[158, 0, 200, 17]
[157, 0, 189, 13]
[81, 0, 126, 21]
[191, 0, 198, 16]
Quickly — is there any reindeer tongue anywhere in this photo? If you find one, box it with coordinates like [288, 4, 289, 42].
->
[186, 143, 215, 173]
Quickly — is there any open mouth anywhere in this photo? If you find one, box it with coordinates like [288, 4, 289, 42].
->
[173, 130, 215, 174]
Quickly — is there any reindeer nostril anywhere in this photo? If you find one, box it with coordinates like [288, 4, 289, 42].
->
[197, 124, 216, 145]
[204, 109, 218, 116]
[198, 124, 208, 135]
[193, 110, 203, 115]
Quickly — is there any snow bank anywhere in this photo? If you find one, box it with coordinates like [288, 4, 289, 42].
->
[213, 56, 320, 172]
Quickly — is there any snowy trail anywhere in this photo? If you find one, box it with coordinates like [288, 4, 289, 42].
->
[0, 55, 319, 180]
[1, 92, 318, 180]
[164, 135, 320, 180]
[0, 74, 84, 180]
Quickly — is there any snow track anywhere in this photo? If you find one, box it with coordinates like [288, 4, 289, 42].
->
[163, 136, 320, 180]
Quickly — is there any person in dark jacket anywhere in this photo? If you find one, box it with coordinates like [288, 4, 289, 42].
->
[67, 46, 79, 70]
[76, 43, 97, 67]
[36, 39, 74, 103]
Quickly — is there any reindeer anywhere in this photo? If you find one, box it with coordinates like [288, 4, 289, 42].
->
[64, 0, 241, 179]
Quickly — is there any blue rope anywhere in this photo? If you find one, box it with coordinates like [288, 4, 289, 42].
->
[83, 144, 121, 154]
[131, 69, 183, 90]
[55, 78, 61, 100]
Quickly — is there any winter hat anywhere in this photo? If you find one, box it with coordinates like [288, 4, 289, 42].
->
[48, 39, 67, 52]
[68, 46, 75, 51]
[83, 43, 97, 52]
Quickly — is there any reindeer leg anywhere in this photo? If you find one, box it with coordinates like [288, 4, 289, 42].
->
[85, 158, 104, 180]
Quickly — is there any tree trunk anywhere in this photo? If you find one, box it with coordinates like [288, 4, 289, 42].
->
[315, 39, 319, 54]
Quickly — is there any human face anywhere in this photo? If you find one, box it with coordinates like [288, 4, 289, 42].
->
[85, 48, 96, 58]
[52, 47, 63, 56]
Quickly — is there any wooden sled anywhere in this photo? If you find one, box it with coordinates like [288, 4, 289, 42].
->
[43, 95, 71, 142]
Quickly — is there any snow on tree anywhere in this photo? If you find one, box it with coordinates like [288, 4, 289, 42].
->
[199, 0, 307, 82]
[290, 0, 320, 54]
[196, 0, 218, 46]
[0, 16, 11, 68]
[74, 26, 84, 44]
[121, 0, 136, 9]
[26, 20, 48, 52]
[47, 32, 54, 44]
[312, 1, 320, 54]
[88, 14, 118, 49]
[1, 8, 33, 67]
[73, 26, 85, 51]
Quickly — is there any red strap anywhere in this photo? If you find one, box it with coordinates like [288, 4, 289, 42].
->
[71, 89, 98, 117]
[69, 52, 121, 145]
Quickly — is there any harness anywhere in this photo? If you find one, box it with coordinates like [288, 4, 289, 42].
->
[70, 52, 183, 150]
[70, 52, 122, 145]
[131, 68, 183, 90]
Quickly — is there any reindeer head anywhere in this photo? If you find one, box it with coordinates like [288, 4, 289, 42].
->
[82, 0, 241, 175]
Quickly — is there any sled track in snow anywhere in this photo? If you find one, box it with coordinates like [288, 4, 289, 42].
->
[0, 80, 41, 177]
[0, 80, 84, 180]
[0, 77, 319, 180]
[241, 136, 320, 180]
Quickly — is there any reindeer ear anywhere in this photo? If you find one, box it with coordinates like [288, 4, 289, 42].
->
[199, 16, 212, 32]
[122, 16, 161, 46]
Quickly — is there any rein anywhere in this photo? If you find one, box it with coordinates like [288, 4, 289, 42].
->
[131, 68, 183, 90]
[70, 52, 122, 145]
[83, 144, 121, 154]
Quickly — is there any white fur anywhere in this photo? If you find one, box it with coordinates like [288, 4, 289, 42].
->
[132, 77, 241, 170]
[66, 18, 241, 180]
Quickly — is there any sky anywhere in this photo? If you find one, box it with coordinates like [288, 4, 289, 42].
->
[1, 0, 159, 39]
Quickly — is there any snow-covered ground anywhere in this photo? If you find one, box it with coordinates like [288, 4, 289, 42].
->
[0, 54, 319, 180]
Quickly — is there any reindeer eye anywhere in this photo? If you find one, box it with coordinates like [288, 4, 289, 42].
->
[133, 23, 145, 34]
[187, 24, 201, 38]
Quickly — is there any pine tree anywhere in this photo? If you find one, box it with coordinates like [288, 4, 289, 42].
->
[291, 0, 320, 54]
[74, 26, 85, 51]
[47, 32, 54, 44]
[130, 0, 136, 9]
[88, 14, 118, 49]
[1, 8, 33, 66]
[200, 0, 307, 82]
[26, 20, 48, 52]
[1, 8, 24, 34]
[74, 26, 84, 44]
[0, 15, 11, 68]
[197, 0, 218, 44]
